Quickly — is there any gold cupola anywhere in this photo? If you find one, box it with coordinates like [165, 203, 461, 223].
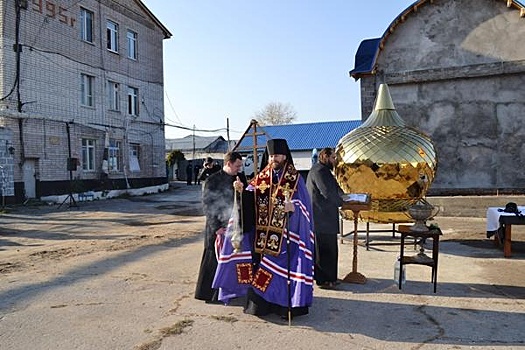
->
[335, 83, 438, 223]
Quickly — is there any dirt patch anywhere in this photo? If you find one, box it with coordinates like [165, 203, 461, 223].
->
[0, 262, 23, 273]
[29, 247, 75, 259]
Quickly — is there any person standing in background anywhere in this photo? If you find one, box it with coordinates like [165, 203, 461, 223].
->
[186, 161, 193, 185]
[194, 163, 203, 185]
[198, 157, 221, 184]
[306, 147, 344, 290]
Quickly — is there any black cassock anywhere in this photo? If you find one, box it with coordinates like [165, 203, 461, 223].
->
[194, 170, 250, 302]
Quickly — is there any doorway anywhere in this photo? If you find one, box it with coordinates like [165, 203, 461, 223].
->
[22, 159, 37, 198]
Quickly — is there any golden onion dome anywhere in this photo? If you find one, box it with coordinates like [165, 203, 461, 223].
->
[335, 83, 438, 223]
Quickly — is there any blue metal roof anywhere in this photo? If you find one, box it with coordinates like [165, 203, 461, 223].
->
[349, 38, 381, 79]
[234, 120, 361, 152]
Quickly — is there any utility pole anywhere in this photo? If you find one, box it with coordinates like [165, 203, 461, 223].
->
[58, 122, 77, 209]
[226, 117, 231, 151]
[192, 124, 196, 161]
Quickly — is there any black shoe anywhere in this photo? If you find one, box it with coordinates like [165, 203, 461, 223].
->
[281, 314, 293, 321]
[318, 282, 337, 290]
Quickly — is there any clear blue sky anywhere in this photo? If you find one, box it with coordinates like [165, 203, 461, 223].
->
[141, 0, 416, 140]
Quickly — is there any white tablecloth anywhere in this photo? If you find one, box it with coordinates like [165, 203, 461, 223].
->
[486, 206, 525, 232]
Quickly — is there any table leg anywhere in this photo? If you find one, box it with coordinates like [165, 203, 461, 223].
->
[392, 223, 396, 238]
[504, 224, 512, 258]
[432, 235, 439, 293]
[399, 233, 405, 290]
[366, 222, 370, 251]
[340, 217, 344, 244]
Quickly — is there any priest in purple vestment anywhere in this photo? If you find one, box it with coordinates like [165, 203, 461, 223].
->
[213, 139, 315, 319]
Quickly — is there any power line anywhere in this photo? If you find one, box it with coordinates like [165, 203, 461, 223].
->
[163, 121, 227, 133]
[164, 91, 183, 125]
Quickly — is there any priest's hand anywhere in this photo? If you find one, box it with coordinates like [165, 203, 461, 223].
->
[215, 227, 226, 236]
[233, 176, 244, 193]
[284, 198, 295, 213]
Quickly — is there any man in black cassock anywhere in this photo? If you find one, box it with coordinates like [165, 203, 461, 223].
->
[306, 147, 344, 289]
[194, 151, 248, 303]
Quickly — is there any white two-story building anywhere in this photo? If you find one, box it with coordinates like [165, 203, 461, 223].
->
[0, 0, 171, 203]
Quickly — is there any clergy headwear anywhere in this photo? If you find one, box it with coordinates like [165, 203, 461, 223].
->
[259, 138, 294, 170]
[267, 139, 289, 155]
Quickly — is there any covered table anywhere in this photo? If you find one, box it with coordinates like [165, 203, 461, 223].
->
[486, 206, 525, 258]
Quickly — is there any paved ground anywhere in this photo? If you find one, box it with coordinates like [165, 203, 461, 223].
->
[1, 183, 524, 350]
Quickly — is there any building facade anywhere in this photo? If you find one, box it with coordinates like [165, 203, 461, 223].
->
[0, 0, 171, 203]
[351, 0, 525, 195]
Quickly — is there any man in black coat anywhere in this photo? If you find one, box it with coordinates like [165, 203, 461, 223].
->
[306, 147, 344, 289]
[198, 157, 221, 184]
[186, 162, 193, 185]
[194, 152, 248, 303]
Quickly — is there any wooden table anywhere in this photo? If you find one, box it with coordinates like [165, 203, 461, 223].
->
[397, 225, 442, 293]
[498, 215, 525, 258]
[486, 206, 525, 258]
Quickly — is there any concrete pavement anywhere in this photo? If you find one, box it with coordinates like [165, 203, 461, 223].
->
[1, 183, 524, 350]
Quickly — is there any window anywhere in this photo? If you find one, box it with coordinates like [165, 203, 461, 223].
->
[127, 86, 139, 116]
[107, 81, 120, 111]
[107, 20, 119, 52]
[81, 74, 94, 107]
[82, 139, 96, 171]
[80, 8, 93, 43]
[127, 30, 137, 60]
[129, 143, 141, 172]
[108, 139, 121, 172]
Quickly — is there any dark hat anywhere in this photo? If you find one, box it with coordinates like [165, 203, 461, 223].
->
[259, 138, 294, 171]
[205, 157, 213, 164]
[267, 139, 289, 155]
[497, 202, 521, 215]
[504, 202, 519, 214]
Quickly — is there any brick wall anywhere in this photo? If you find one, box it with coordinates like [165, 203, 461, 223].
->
[0, 0, 169, 202]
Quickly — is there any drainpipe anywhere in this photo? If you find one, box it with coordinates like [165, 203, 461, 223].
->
[14, 1, 25, 167]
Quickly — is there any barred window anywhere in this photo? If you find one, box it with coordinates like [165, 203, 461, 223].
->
[108, 139, 122, 172]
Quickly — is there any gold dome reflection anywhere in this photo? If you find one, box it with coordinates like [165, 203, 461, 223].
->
[335, 84, 438, 223]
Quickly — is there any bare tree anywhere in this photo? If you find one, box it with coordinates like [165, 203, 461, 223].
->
[253, 102, 297, 125]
